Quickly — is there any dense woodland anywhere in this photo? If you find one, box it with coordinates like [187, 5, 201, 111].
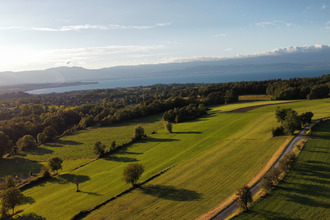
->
[0, 74, 329, 159]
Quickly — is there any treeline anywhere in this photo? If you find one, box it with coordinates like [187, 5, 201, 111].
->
[0, 74, 329, 159]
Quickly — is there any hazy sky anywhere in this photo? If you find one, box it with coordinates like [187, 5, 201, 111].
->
[0, 0, 329, 71]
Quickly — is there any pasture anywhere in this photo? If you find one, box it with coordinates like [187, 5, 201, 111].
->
[235, 120, 330, 219]
[5, 98, 329, 219]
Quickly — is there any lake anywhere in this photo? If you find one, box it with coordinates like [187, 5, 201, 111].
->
[27, 69, 330, 94]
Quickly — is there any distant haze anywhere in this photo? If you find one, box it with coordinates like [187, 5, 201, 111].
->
[0, 45, 329, 87]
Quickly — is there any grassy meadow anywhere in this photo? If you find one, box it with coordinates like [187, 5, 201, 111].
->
[235, 120, 330, 220]
[83, 99, 330, 220]
[2, 98, 328, 219]
[0, 114, 163, 178]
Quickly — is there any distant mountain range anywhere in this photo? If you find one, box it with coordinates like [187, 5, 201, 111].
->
[1, 45, 330, 87]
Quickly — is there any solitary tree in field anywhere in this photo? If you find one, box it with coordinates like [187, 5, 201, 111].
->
[1, 187, 24, 215]
[132, 126, 145, 141]
[47, 157, 63, 173]
[122, 163, 144, 187]
[73, 176, 80, 192]
[236, 185, 252, 211]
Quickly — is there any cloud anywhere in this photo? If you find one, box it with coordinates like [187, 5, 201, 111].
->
[255, 20, 293, 28]
[214, 33, 227, 37]
[161, 45, 330, 64]
[322, 4, 327, 10]
[0, 23, 171, 32]
[225, 48, 233, 52]
[326, 21, 330, 29]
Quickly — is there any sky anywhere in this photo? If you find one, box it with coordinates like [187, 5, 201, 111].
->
[0, 0, 329, 71]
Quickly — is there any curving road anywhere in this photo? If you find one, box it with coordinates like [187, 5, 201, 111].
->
[212, 121, 319, 220]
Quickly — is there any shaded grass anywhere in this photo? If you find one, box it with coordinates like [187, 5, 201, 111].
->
[235, 120, 330, 220]
[239, 94, 271, 101]
[0, 114, 163, 178]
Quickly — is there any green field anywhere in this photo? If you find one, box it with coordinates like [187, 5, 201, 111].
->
[235, 119, 330, 220]
[0, 114, 163, 178]
[4, 99, 329, 219]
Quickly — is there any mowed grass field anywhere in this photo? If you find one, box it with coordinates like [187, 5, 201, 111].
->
[235, 120, 330, 220]
[83, 99, 330, 220]
[8, 99, 330, 219]
[0, 114, 163, 178]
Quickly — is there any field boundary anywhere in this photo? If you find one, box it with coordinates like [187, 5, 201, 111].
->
[71, 165, 175, 220]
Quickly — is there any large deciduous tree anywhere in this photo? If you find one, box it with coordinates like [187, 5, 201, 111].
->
[122, 163, 144, 187]
[47, 157, 63, 173]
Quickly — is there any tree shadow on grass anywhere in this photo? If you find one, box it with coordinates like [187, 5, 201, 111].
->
[21, 195, 35, 205]
[0, 158, 42, 180]
[51, 174, 90, 184]
[105, 156, 139, 163]
[27, 147, 53, 155]
[15, 213, 46, 220]
[139, 137, 179, 143]
[78, 191, 101, 196]
[283, 193, 330, 209]
[45, 140, 83, 147]
[139, 185, 201, 201]
[173, 131, 202, 134]
[251, 210, 296, 220]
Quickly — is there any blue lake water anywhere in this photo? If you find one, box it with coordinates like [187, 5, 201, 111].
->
[27, 69, 330, 94]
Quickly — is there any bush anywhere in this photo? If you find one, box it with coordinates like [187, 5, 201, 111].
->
[93, 141, 106, 157]
[39, 166, 50, 178]
[163, 121, 173, 133]
[272, 126, 284, 137]
[37, 133, 47, 144]
[279, 153, 296, 173]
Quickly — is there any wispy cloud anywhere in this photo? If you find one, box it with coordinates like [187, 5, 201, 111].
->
[326, 21, 330, 29]
[0, 23, 171, 32]
[322, 4, 327, 10]
[214, 33, 227, 37]
[225, 48, 233, 52]
[255, 20, 293, 28]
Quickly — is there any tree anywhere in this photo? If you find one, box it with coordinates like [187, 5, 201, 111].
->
[260, 176, 273, 194]
[163, 121, 173, 133]
[275, 107, 290, 123]
[47, 157, 63, 173]
[16, 135, 37, 151]
[279, 153, 296, 173]
[132, 126, 144, 141]
[43, 126, 57, 141]
[4, 176, 17, 189]
[93, 141, 106, 157]
[73, 176, 80, 192]
[37, 133, 47, 144]
[0, 131, 10, 159]
[299, 111, 313, 126]
[122, 163, 144, 187]
[236, 186, 252, 211]
[1, 187, 23, 215]
[282, 110, 301, 134]
[110, 141, 116, 151]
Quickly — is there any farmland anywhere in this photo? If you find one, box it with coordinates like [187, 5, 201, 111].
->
[2, 98, 329, 219]
[235, 120, 330, 219]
